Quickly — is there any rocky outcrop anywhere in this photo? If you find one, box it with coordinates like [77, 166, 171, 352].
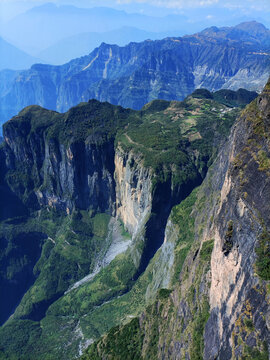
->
[0, 21, 269, 129]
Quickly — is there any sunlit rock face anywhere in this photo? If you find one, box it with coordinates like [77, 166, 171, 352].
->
[114, 148, 152, 235]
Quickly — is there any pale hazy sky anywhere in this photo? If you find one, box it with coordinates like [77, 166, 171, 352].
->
[1, 0, 270, 20]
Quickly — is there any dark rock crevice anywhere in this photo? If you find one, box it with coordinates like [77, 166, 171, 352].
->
[135, 172, 203, 279]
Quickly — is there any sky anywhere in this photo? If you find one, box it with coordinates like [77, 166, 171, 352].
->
[1, 0, 270, 20]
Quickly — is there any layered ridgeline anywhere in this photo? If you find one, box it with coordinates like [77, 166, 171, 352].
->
[0, 21, 269, 129]
[82, 82, 270, 359]
[0, 89, 256, 359]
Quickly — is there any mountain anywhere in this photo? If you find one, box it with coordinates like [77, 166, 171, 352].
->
[0, 88, 259, 359]
[3, 2, 270, 57]
[0, 21, 269, 133]
[1, 3, 188, 55]
[82, 79, 270, 360]
[38, 27, 179, 65]
[200, 21, 270, 49]
[0, 37, 42, 70]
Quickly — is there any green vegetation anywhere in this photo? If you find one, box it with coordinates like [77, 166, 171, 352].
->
[171, 188, 198, 283]
[157, 288, 173, 300]
[187, 88, 257, 108]
[8, 101, 133, 146]
[82, 318, 144, 360]
[0, 320, 42, 360]
[257, 150, 270, 171]
[12, 210, 112, 320]
[200, 239, 214, 261]
[244, 318, 254, 331]
[243, 99, 270, 140]
[242, 342, 269, 360]
[213, 88, 257, 108]
[48, 251, 136, 318]
[223, 220, 234, 255]
[190, 298, 210, 360]
[117, 96, 240, 185]
[0, 208, 118, 359]
[46, 225, 172, 344]
[255, 229, 270, 280]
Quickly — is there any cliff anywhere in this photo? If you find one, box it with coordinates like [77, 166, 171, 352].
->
[81, 81, 270, 359]
[0, 90, 251, 359]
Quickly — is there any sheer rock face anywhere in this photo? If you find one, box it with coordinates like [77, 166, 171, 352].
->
[204, 80, 270, 359]
[3, 124, 117, 214]
[1, 22, 269, 128]
[1, 104, 154, 241]
[114, 148, 152, 235]
[3, 123, 153, 231]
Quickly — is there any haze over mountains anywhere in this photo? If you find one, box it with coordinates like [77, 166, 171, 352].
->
[0, 37, 42, 71]
[1, 2, 270, 67]
[0, 21, 269, 133]
[1, 3, 188, 56]
[38, 27, 180, 65]
[0, 26, 178, 70]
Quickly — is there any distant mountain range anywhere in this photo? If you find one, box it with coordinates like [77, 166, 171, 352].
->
[0, 37, 41, 70]
[1, 3, 188, 55]
[4, 2, 270, 61]
[0, 21, 269, 131]
[38, 27, 180, 65]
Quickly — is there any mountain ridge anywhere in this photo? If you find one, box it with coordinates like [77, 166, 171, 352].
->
[0, 21, 269, 133]
[37, 26, 180, 65]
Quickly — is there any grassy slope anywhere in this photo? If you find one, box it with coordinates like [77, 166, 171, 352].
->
[118, 95, 239, 183]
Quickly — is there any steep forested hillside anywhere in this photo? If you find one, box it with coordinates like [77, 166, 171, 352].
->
[82, 80, 270, 360]
[0, 88, 258, 359]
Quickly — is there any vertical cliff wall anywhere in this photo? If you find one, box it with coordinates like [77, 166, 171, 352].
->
[204, 80, 270, 360]
[114, 148, 152, 235]
[4, 122, 116, 214]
